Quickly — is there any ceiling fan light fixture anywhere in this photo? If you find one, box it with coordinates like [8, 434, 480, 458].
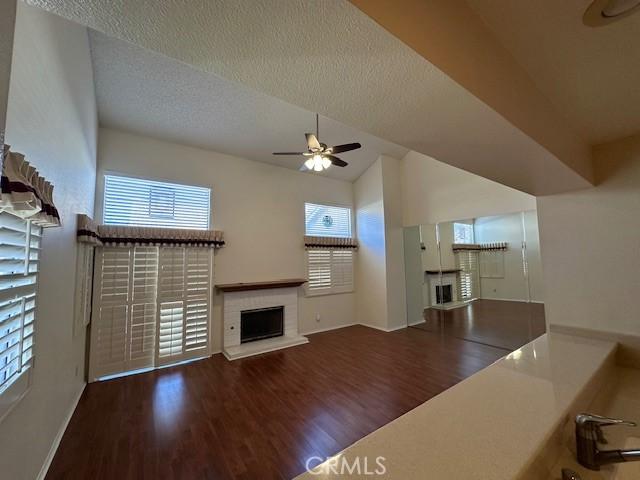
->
[304, 158, 315, 170]
[312, 154, 324, 172]
[273, 113, 360, 171]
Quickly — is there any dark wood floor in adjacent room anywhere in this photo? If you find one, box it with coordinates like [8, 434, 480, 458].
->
[412, 299, 546, 351]
[46, 325, 508, 480]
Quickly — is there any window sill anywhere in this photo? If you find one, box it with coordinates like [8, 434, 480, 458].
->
[0, 368, 32, 423]
[305, 290, 355, 298]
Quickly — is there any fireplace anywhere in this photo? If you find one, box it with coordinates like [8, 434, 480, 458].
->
[436, 284, 453, 304]
[427, 272, 459, 308]
[217, 280, 308, 360]
[241, 306, 284, 344]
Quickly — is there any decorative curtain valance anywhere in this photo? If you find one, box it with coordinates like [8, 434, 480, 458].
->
[77, 214, 100, 245]
[1, 145, 61, 227]
[452, 242, 508, 252]
[304, 235, 358, 250]
[77, 215, 224, 248]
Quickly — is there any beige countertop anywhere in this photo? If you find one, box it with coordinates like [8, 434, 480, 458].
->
[295, 333, 617, 479]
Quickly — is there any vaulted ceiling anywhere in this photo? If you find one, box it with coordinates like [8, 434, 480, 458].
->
[89, 31, 408, 182]
[29, 0, 636, 194]
[467, 0, 640, 145]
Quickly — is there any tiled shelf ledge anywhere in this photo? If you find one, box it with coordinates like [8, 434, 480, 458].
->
[295, 333, 618, 480]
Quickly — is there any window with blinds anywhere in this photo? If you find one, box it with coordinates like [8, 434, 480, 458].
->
[103, 174, 211, 230]
[304, 203, 355, 295]
[455, 250, 479, 301]
[0, 213, 41, 396]
[304, 203, 351, 238]
[454, 222, 474, 244]
[89, 245, 212, 381]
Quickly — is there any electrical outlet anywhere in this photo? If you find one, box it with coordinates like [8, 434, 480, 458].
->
[315, 313, 321, 322]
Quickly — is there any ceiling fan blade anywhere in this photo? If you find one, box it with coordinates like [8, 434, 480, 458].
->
[328, 142, 361, 154]
[326, 155, 348, 167]
[305, 133, 321, 151]
[273, 152, 305, 155]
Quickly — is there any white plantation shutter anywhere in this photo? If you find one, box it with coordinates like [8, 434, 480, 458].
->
[73, 242, 94, 337]
[0, 213, 41, 397]
[89, 245, 212, 380]
[89, 246, 158, 380]
[307, 249, 354, 295]
[479, 250, 505, 278]
[307, 250, 332, 294]
[331, 250, 354, 293]
[157, 246, 211, 365]
[455, 250, 479, 300]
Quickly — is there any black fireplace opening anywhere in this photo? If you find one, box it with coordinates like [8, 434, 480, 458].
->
[436, 284, 453, 304]
[240, 306, 284, 344]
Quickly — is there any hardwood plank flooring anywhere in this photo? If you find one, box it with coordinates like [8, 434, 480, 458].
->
[46, 325, 507, 480]
[412, 299, 546, 351]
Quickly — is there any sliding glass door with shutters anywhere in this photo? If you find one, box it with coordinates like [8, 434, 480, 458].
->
[89, 245, 212, 381]
[157, 247, 211, 366]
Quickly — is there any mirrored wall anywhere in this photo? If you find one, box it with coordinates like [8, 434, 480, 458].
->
[403, 211, 544, 351]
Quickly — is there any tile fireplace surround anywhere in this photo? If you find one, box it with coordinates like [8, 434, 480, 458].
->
[216, 279, 309, 360]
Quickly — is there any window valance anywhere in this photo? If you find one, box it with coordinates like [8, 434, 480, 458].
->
[304, 235, 358, 250]
[452, 242, 508, 252]
[76, 214, 224, 248]
[1, 145, 60, 227]
[77, 214, 100, 244]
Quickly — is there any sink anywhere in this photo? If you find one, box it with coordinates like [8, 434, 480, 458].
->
[548, 367, 640, 480]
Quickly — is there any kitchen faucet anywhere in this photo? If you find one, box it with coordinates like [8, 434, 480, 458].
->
[576, 413, 640, 470]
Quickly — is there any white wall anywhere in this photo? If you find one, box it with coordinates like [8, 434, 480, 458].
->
[354, 158, 388, 330]
[353, 156, 406, 331]
[0, 0, 16, 146]
[475, 213, 529, 302]
[381, 156, 407, 330]
[401, 150, 536, 226]
[96, 128, 356, 345]
[538, 134, 640, 335]
[403, 226, 423, 325]
[523, 210, 544, 303]
[0, 3, 97, 479]
[420, 223, 438, 308]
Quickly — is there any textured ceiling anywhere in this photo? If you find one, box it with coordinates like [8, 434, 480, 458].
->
[467, 0, 640, 145]
[89, 31, 407, 182]
[31, 0, 592, 194]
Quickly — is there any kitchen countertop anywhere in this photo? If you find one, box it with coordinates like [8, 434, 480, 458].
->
[295, 333, 617, 479]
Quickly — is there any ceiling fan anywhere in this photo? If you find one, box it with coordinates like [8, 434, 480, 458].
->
[273, 114, 361, 171]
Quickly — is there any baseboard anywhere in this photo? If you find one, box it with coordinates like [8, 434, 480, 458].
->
[408, 319, 426, 326]
[360, 323, 407, 333]
[302, 322, 357, 335]
[478, 297, 542, 303]
[37, 383, 86, 480]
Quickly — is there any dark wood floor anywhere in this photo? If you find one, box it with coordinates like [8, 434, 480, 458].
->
[46, 325, 507, 480]
[411, 299, 546, 351]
